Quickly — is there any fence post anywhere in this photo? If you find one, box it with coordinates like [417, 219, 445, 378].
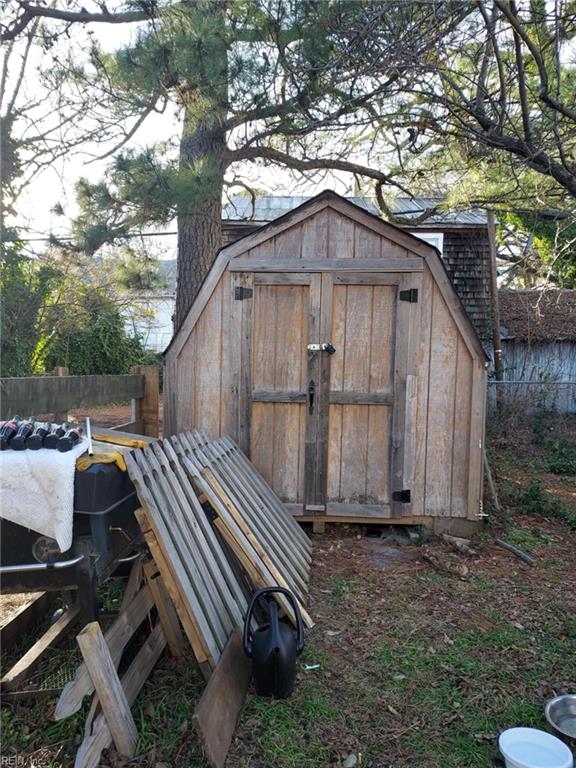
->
[131, 365, 160, 437]
[52, 367, 69, 423]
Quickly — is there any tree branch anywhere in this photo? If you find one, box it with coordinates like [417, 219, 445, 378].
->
[231, 145, 414, 197]
[494, 0, 576, 123]
[2, 1, 152, 42]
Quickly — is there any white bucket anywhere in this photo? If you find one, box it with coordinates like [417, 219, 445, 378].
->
[499, 727, 574, 768]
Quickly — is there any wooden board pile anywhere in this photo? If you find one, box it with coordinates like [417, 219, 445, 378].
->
[125, 431, 313, 676]
[50, 559, 183, 768]
[3, 432, 311, 768]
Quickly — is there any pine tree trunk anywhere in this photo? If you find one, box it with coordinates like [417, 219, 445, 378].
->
[174, 1, 228, 331]
[175, 124, 226, 330]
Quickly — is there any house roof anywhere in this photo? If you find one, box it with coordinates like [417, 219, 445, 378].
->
[499, 289, 576, 343]
[222, 195, 488, 227]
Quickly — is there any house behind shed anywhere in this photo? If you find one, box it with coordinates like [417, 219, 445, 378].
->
[496, 289, 576, 413]
[165, 192, 488, 532]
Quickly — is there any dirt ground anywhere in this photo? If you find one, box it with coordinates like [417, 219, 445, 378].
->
[36, 396, 165, 433]
[1, 411, 575, 767]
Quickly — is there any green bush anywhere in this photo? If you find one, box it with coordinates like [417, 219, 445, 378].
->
[45, 296, 150, 375]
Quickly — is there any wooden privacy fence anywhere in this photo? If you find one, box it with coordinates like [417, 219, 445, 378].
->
[0, 364, 160, 436]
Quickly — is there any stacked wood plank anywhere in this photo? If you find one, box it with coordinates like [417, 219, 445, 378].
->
[125, 431, 313, 676]
[125, 442, 249, 678]
[171, 431, 313, 627]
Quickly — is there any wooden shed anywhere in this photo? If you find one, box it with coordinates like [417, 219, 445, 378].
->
[164, 191, 488, 532]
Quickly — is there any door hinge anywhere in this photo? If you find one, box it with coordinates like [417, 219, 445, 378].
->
[392, 489, 411, 503]
[234, 286, 253, 300]
[399, 288, 418, 303]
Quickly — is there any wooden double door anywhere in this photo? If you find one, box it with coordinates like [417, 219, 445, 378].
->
[245, 271, 419, 517]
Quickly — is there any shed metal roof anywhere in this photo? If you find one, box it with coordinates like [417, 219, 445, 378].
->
[222, 195, 488, 227]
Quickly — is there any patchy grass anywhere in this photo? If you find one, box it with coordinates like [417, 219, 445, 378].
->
[545, 441, 576, 475]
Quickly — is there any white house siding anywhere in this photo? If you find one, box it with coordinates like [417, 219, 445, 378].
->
[124, 293, 175, 353]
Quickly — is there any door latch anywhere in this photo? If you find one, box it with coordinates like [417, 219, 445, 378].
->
[307, 343, 336, 354]
[308, 380, 315, 414]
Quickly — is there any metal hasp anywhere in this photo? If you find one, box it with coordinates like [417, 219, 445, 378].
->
[306, 343, 336, 354]
[392, 489, 411, 503]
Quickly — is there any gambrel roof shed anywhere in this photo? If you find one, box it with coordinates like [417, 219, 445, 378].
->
[165, 191, 487, 531]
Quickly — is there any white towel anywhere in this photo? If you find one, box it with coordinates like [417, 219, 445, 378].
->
[0, 440, 87, 553]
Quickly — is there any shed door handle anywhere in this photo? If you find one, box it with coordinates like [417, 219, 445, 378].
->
[308, 380, 315, 414]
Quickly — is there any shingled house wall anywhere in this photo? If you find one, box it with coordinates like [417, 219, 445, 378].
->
[440, 228, 493, 344]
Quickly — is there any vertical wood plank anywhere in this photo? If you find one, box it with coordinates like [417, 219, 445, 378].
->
[176, 331, 195, 433]
[219, 272, 232, 435]
[467, 359, 487, 520]
[342, 285, 372, 391]
[339, 405, 369, 501]
[229, 273, 244, 445]
[315, 273, 333, 506]
[274, 225, 303, 259]
[304, 275, 322, 505]
[301, 210, 328, 259]
[369, 285, 395, 392]
[250, 403, 274, 487]
[391, 279, 409, 516]
[240, 273, 253, 454]
[354, 224, 381, 259]
[425, 286, 458, 516]
[194, 279, 223, 438]
[328, 285, 347, 392]
[412, 266, 434, 517]
[328, 209, 355, 259]
[163, 356, 176, 436]
[366, 405, 391, 502]
[400, 272, 422, 510]
[132, 365, 160, 437]
[327, 404, 343, 500]
[451, 338, 473, 517]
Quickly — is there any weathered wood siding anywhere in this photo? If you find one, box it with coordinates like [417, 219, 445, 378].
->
[327, 283, 395, 506]
[250, 281, 309, 502]
[244, 210, 414, 262]
[167, 272, 231, 437]
[412, 266, 485, 519]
